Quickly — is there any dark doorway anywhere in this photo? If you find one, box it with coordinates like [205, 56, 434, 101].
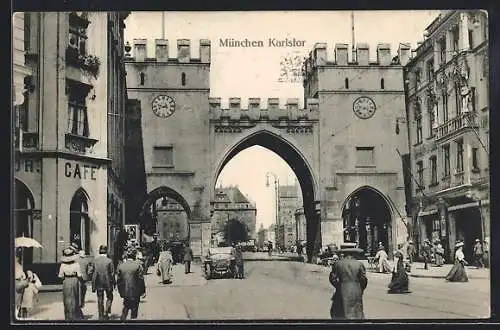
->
[342, 187, 392, 256]
[14, 179, 35, 266]
[454, 207, 482, 262]
[69, 189, 91, 254]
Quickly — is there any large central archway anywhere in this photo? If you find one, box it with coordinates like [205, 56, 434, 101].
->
[213, 130, 320, 262]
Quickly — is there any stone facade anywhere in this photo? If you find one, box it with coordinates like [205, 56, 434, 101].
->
[302, 42, 411, 255]
[211, 187, 257, 241]
[125, 35, 413, 261]
[404, 10, 489, 262]
[279, 183, 302, 249]
[13, 12, 130, 281]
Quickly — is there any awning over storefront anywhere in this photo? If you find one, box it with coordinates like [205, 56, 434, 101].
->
[448, 201, 479, 212]
[418, 209, 438, 217]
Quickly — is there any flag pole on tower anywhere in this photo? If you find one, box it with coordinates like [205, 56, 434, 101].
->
[351, 11, 356, 63]
[161, 12, 165, 39]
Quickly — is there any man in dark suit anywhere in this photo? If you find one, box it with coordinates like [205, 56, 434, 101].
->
[117, 248, 145, 320]
[329, 248, 368, 320]
[183, 243, 194, 274]
[91, 245, 115, 320]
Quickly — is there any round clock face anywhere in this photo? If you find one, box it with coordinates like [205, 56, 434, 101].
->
[353, 96, 376, 119]
[152, 95, 176, 118]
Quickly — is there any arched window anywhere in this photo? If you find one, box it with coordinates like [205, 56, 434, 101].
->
[15, 179, 34, 238]
[181, 72, 186, 86]
[70, 189, 90, 254]
[139, 72, 145, 86]
[345, 78, 349, 89]
[381, 78, 385, 89]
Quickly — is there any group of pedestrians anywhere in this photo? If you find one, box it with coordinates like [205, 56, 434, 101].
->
[14, 256, 43, 319]
[57, 243, 148, 321]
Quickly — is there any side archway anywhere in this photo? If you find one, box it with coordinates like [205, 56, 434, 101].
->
[341, 186, 394, 256]
[140, 186, 192, 237]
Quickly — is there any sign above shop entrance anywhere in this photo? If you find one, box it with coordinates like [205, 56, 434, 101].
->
[64, 162, 100, 180]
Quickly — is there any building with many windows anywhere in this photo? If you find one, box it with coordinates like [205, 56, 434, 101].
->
[13, 12, 130, 282]
[404, 10, 489, 262]
[278, 183, 303, 250]
[211, 186, 257, 245]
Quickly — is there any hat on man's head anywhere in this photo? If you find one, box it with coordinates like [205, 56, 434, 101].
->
[126, 248, 137, 259]
[475, 238, 481, 242]
[99, 245, 108, 254]
[61, 247, 79, 263]
[455, 241, 464, 248]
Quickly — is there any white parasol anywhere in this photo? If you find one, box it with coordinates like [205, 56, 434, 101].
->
[15, 236, 43, 249]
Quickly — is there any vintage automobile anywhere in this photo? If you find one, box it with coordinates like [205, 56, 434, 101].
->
[202, 247, 236, 280]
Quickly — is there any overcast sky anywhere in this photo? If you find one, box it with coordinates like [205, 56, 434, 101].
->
[124, 10, 440, 231]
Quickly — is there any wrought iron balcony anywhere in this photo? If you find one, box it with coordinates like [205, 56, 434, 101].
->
[65, 133, 98, 154]
[436, 112, 479, 142]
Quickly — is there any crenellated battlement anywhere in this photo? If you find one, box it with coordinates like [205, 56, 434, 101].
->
[124, 38, 211, 63]
[209, 97, 319, 123]
[302, 42, 412, 77]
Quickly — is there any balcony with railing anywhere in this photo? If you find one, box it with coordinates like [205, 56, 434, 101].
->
[436, 112, 479, 142]
[14, 129, 39, 151]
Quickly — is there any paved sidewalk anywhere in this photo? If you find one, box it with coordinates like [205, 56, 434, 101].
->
[28, 263, 208, 321]
[300, 259, 489, 280]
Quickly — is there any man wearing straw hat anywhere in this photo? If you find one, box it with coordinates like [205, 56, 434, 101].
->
[329, 247, 368, 320]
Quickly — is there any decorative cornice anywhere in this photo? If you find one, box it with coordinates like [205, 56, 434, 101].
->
[15, 150, 111, 165]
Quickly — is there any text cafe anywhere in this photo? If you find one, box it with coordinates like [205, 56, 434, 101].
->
[64, 162, 100, 180]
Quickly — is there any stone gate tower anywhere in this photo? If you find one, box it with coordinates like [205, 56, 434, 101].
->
[125, 39, 213, 257]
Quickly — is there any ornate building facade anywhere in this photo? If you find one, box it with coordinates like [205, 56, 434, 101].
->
[404, 10, 489, 262]
[211, 186, 257, 245]
[13, 12, 130, 281]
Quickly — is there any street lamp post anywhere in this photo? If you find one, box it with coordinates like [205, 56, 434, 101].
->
[266, 172, 280, 251]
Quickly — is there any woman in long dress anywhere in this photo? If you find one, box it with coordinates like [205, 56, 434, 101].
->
[445, 241, 469, 282]
[387, 251, 410, 293]
[157, 249, 173, 284]
[374, 246, 391, 273]
[58, 247, 84, 320]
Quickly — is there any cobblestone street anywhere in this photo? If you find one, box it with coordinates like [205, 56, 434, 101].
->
[29, 255, 489, 321]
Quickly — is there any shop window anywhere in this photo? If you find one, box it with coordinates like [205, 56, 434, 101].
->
[355, 146, 375, 166]
[439, 37, 446, 65]
[14, 179, 34, 238]
[416, 116, 423, 144]
[468, 29, 474, 49]
[452, 25, 459, 52]
[443, 144, 451, 177]
[153, 146, 174, 167]
[429, 155, 438, 186]
[472, 147, 479, 170]
[69, 188, 90, 255]
[456, 139, 464, 173]
[442, 91, 449, 123]
[427, 59, 434, 82]
[428, 98, 435, 137]
[416, 161, 424, 189]
[454, 83, 461, 116]
[415, 69, 421, 87]
[67, 13, 88, 60]
[67, 83, 89, 137]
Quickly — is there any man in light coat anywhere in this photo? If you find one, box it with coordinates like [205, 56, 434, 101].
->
[92, 245, 115, 320]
